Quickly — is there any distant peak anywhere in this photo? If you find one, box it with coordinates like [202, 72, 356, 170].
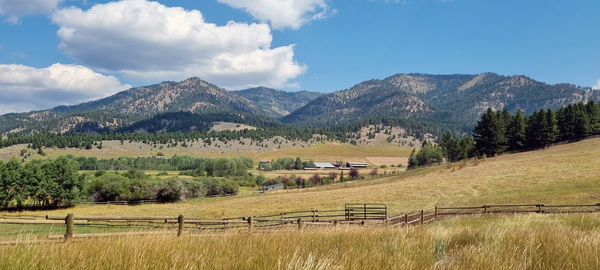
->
[181, 77, 204, 83]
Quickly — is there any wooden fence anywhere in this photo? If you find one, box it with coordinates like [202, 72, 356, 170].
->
[385, 203, 600, 227]
[0, 202, 598, 243]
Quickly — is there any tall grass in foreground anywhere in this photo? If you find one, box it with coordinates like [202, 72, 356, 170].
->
[1, 214, 599, 269]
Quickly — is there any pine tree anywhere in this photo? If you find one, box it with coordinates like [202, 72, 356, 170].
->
[500, 109, 512, 138]
[474, 108, 507, 156]
[440, 132, 459, 162]
[573, 103, 591, 139]
[507, 110, 527, 151]
[526, 110, 546, 149]
[586, 101, 600, 135]
[543, 108, 559, 147]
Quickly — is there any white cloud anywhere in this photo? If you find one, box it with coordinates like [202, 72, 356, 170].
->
[51, 0, 306, 89]
[218, 0, 330, 30]
[0, 63, 130, 114]
[594, 79, 600, 90]
[0, 0, 63, 23]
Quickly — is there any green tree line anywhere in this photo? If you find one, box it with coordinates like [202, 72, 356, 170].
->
[474, 101, 600, 156]
[408, 101, 600, 168]
[0, 157, 83, 208]
[71, 156, 253, 178]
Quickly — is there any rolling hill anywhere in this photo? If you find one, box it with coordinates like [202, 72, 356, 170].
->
[0, 78, 277, 134]
[281, 79, 434, 126]
[234, 87, 322, 118]
[283, 73, 600, 126]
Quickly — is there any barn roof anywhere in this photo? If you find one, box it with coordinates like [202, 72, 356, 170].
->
[314, 162, 336, 168]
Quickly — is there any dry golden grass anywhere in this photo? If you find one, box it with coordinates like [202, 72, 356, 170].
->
[250, 142, 413, 163]
[365, 156, 408, 166]
[0, 141, 412, 164]
[209, 122, 257, 132]
[1, 213, 598, 269]
[9, 138, 600, 220]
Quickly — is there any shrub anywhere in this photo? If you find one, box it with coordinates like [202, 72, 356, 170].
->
[264, 179, 280, 186]
[408, 141, 444, 169]
[200, 178, 238, 196]
[156, 178, 186, 203]
[295, 177, 304, 187]
[309, 174, 322, 185]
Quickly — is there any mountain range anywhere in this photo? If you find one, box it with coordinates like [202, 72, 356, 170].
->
[1, 73, 598, 134]
[284, 73, 599, 126]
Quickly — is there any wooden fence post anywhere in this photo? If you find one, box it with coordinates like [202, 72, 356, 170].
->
[420, 210, 424, 225]
[65, 213, 74, 241]
[297, 218, 303, 231]
[404, 214, 408, 226]
[312, 209, 316, 222]
[177, 215, 184, 237]
[483, 205, 488, 214]
[385, 206, 388, 221]
[435, 206, 438, 220]
[538, 204, 543, 213]
[248, 216, 254, 232]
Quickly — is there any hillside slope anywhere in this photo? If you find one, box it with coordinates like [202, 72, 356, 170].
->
[0, 78, 269, 133]
[283, 79, 433, 125]
[284, 73, 600, 125]
[234, 87, 322, 117]
[386, 73, 600, 120]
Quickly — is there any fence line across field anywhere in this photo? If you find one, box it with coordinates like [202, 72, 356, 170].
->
[0, 202, 598, 244]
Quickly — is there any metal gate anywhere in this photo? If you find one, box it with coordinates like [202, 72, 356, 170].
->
[345, 203, 388, 221]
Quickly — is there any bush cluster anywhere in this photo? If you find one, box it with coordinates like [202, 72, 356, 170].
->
[85, 171, 239, 203]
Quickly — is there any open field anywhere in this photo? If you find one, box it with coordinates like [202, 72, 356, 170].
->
[0, 141, 413, 165]
[7, 137, 600, 220]
[209, 122, 257, 132]
[0, 213, 598, 269]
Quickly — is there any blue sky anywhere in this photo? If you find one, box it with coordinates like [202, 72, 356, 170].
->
[0, 0, 599, 113]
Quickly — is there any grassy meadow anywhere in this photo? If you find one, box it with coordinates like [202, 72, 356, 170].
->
[1, 138, 599, 269]
[8, 137, 599, 219]
[0, 141, 413, 166]
[1, 213, 598, 269]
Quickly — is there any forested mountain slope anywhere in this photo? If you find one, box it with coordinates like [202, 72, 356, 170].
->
[284, 73, 600, 126]
[234, 87, 322, 117]
[1, 73, 598, 134]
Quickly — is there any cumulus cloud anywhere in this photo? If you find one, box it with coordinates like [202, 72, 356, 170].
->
[0, 0, 63, 23]
[594, 79, 600, 90]
[51, 0, 306, 89]
[0, 63, 130, 114]
[217, 0, 330, 30]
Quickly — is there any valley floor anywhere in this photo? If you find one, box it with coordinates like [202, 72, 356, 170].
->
[0, 141, 413, 165]
[8, 137, 600, 219]
[1, 138, 600, 269]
